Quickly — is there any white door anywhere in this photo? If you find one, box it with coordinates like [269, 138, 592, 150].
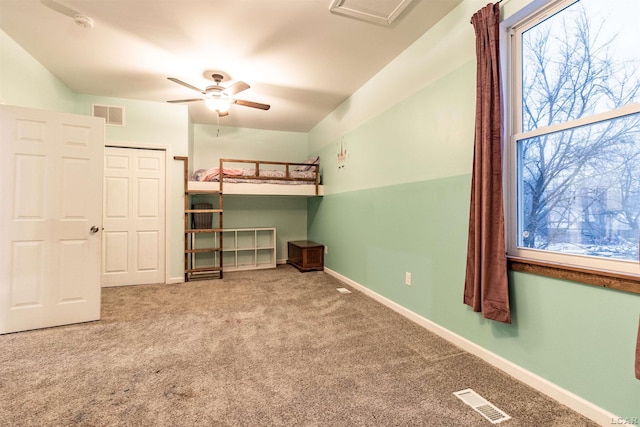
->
[0, 105, 104, 334]
[102, 147, 165, 287]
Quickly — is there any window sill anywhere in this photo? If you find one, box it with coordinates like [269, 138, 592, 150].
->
[507, 256, 640, 295]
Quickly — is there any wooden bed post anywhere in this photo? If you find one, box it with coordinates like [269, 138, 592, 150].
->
[219, 158, 224, 194]
[174, 156, 190, 281]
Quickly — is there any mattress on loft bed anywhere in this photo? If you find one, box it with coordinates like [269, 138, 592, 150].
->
[187, 180, 323, 196]
[188, 164, 323, 196]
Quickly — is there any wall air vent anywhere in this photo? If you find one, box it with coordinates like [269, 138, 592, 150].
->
[328, 0, 414, 26]
[92, 104, 125, 126]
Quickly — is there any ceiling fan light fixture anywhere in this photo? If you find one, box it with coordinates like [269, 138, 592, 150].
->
[167, 74, 269, 115]
[205, 96, 230, 113]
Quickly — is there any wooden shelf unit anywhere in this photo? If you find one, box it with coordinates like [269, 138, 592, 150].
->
[222, 228, 277, 272]
[175, 156, 223, 281]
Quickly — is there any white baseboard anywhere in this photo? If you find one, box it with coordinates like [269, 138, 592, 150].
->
[324, 267, 618, 426]
[167, 276, 184, 284]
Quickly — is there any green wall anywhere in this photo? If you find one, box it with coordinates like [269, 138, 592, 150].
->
[4, 0, 639, 419]
[0, 29, 191, 282]
[192, 124, 308, 170]
[193, 124, 310, 260]
[307, 0, 640, 419]
[0, 29, 75, 112]
[75, 94, 190, 283]
[224, 196, 307, 261]
[308, 174, 470, 314]
[0, 24, 309, 278]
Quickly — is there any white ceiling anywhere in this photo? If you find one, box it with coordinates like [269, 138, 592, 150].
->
[0, 0, 463, 132]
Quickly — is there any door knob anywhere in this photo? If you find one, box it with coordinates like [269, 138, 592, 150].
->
[90, 226, 100, 234]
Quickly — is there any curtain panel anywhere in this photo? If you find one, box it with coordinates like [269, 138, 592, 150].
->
[636, 321, 640, 380]
[464, 2, 511, 324]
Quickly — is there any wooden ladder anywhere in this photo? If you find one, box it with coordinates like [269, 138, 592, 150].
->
[174, 156, 223, 281]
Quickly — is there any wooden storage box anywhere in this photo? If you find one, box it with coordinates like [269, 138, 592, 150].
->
[287, 240, 324, 272]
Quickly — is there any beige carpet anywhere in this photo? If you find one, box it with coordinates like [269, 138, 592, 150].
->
[0, 265, 596, 426]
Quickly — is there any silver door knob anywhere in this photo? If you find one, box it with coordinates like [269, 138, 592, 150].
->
[90, 226, 100, 234]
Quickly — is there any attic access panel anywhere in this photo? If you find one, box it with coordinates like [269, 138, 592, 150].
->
[329, 0, 415, 25]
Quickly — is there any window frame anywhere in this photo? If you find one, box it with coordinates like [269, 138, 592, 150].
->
[503, 0, 640, 294]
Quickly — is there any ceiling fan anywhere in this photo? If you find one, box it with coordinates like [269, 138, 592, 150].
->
[41, 0, 94, 28]
[167, 73, 270, 117]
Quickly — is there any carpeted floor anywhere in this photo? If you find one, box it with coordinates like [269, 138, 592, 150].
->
[0, 265, 597, 426]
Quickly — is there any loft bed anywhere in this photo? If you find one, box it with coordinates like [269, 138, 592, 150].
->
[174, 155, 321, 280]
[188, 157, 323, 196]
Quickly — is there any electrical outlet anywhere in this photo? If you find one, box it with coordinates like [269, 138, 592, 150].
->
[324, 245, 328, 254]
[405, 272, 411, 286]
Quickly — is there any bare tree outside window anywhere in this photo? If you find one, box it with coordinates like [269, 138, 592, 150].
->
[516, 0, 640, 262]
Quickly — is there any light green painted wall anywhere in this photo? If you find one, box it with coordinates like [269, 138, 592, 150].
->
[308, 0, 483, 152]
[193, 124, 308, 171]
[308, 175, 470, 310]
[74, 95, 189, 149]
[1, 28, 191, 283]
[307, 0, 640, 419]
[0, 29, 75, 112]
[317, 63, 475, 195]
[4, 0, 639, 418]
[309, 172, 640, 417]
[75, 95, 190, 283]
[223, 196, 307, 261]
[193, 124, 310, 257]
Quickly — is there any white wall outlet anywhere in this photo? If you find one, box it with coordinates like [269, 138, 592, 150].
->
[324, 245, 328, 254]
[405, 272, 411, 286]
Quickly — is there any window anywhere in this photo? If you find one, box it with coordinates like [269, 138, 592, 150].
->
[506, 0, 640, 276]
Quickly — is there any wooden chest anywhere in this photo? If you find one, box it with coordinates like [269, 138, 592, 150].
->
[287, 240, 324, 272]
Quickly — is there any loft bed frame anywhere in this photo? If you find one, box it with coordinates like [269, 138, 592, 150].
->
[175, 156, 322, 281]
[187, 158, 324, 196]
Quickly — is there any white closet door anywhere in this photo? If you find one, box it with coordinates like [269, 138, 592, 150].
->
[102, 147, 165, 287]
[0, 105, 103, 334]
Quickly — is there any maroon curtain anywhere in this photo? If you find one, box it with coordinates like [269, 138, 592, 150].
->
[464, 3, 511, 324]
[636, 322, 640, 380]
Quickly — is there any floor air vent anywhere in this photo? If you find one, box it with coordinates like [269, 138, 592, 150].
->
[454, 389, 511, 424]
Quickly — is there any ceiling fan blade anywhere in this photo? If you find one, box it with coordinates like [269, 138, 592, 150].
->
[41, 0, 79, 18]
[167, 77, 205, 94]
[223, 81, 250, 96]
[233, 99, 270, 110]
[167, 98, 203, 103]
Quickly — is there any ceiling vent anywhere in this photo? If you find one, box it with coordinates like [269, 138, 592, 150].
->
[329, 0, 414, 25]
[92, 104, 125, 126]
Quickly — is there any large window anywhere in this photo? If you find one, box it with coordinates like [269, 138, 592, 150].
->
[507, 0, 640, 275]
